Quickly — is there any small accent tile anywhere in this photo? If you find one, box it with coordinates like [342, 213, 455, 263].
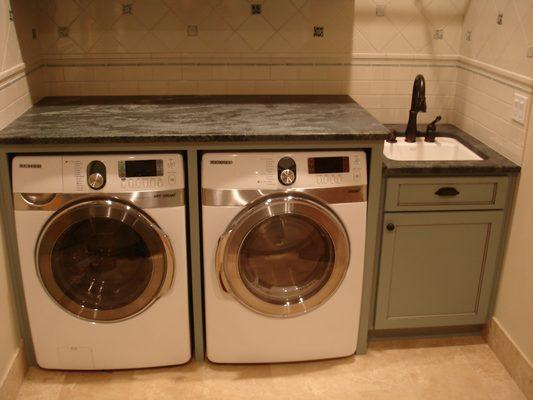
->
[251, 4, 262, 15]
[313, 26, 324, 38]
[57, 26, 69, 37]
[187, 25, 198, 37]
[122, 3, 133, 15]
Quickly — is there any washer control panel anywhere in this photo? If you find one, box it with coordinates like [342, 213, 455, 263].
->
[67, 154, 183, 193]
[116, 158, 175, 190]
[202, 151, 367, 190]
[308, 155, 364, 186]
[11, 154, 184, 194]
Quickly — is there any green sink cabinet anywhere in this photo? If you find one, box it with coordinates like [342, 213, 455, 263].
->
[374, 176, 510, 330]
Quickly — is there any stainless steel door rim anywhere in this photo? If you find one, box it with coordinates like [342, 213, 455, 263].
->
[216, 192, 350, 318]
[36, 198, 174, 322]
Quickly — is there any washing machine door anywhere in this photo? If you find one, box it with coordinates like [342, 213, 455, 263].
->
[216, 192, 350, 317]
[36, 198, 174, 322]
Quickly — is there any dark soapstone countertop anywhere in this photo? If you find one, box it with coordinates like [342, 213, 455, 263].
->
[383, 124, 520, 176]
[0, 95, 390, 145]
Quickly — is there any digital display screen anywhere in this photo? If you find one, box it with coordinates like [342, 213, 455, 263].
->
[121, 160, 163, 178]
[308, 157, 349, 174]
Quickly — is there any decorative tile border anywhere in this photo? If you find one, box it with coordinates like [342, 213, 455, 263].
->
[3, 55, 529, 96]
[459, 56, 533, 93]
[35, 55, 532, 95]
[0, 66, 41, 93]
[484, 318, 533, 400]
[458, 64, 533, 94]
[0, 64, 43, 131]
[0, 343, 27, 400]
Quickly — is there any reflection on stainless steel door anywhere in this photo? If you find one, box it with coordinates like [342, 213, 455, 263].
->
[36, 198, 174, 322]
[216, 193, 350, 317]
[239, 214, 334, 306]
[52, 218, 152, 310]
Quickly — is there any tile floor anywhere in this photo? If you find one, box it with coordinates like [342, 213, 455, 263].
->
[16, 336, 526, 400]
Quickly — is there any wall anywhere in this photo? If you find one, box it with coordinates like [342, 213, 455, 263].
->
[453, 0, 533, 164]
[492, 107, 533, 366]
[0, 0, 42, 129]
[36, 0, 465, 125]
[461, 0, 533, 78]
[456, 0, 533, 382]
[35, 0, 467, 57]
[452, 65, 531, 164]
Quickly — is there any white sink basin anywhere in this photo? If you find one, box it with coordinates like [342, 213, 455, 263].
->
[383, 137, 483, 161]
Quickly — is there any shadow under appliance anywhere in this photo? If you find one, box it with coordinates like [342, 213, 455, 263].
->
[202, 151, 368, 363]
[12, 154, 190, 370]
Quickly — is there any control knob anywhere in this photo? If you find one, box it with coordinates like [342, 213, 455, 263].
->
[87, 160, 106, 190]
[277, 157, 297, 186]
[279, 169, 296, 185]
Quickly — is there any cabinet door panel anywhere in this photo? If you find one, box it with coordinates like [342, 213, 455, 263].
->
[375, 211, 503, 329]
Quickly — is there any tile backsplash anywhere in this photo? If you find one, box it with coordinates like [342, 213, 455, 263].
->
[37, 0, 465, 57]
[461, 0, 533, 78]
[36, 0, 465, 127]
[452, 67, 530, 163]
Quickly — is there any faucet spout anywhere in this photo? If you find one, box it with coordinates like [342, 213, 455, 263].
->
[405, 74, 426, 142]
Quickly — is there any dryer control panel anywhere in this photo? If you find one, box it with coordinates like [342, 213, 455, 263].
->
[12, 154, 184, 194]
[202, 151, 367, 190]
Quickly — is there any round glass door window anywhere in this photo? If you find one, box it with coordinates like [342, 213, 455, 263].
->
[239, 214, 334, 306]
[216, 193, 350, 317]
[36, 199, 174, 322]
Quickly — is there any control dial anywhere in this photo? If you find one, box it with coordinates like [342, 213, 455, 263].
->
[277, 157, 296, 186]
[87, 160, 106, 190]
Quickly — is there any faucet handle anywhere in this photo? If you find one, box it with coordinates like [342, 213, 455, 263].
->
[386, 129, 398, 143]
[429, 115, 442, 127]
[425, 115, 441, 143]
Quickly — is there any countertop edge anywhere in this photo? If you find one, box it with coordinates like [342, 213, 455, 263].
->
[0, 133, 389, 146]
[0, 95, 390, 146]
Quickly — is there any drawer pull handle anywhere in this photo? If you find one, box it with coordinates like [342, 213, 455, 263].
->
[386, 223, 395, 231]
[435, 187, 460, 197]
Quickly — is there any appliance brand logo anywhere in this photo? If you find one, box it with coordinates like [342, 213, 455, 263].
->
[19, 163, 42, 169]
[210, 160, 233, 165]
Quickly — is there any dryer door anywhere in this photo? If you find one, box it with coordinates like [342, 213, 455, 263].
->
[36, 198, 174, 322]
[216, 192, 350, 317]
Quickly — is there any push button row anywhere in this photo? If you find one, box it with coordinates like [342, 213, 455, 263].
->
[118, 174, 178, 189]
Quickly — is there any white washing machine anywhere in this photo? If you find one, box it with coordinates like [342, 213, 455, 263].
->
[202, 151, 367, 363]
[12, 154, 191, 370]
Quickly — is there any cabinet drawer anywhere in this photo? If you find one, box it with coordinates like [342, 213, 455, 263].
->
[385, 176, 508, 211]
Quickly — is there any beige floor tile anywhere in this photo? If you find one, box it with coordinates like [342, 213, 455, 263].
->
[131, 362, 206, 400]
[15, 368, 66, 400]
[58, 370, 133, 400]
[15, 337, 526, 400]
[201, 363, 275, 400]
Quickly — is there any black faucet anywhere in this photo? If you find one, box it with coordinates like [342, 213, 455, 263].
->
[405, 74, 427, 142]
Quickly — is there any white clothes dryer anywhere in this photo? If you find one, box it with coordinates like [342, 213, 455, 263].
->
[202, 151, 367, 363]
